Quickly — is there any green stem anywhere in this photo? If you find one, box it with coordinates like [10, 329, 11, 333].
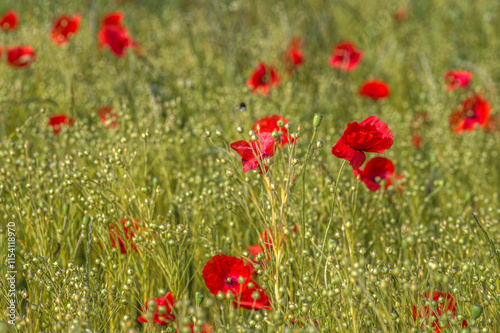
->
[301, 128, 318, 256]
[315, 159, 347, 284]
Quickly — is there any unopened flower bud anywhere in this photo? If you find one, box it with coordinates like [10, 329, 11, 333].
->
[313, 113, 323, 129]
[237, 126, 244, 133]
[317, 140, 324, 148]
[215, 130, 223, 137]
[277, 119, 285, 127]
[251, 135, 258, 141]
[271, 131, 280, 139]
[471, 304, 483, 319]
[204, 130, 211, 138]
[195, 291, 205, 305]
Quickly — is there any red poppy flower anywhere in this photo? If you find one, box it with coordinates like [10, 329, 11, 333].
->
[283, 37, 304, 69]
[246, 63, 280, 96]
[177, 323, 214, 333]
[137, 292, 176, 326]
[411, 134, 422, 149]
[444, 70, 472, 91]
[394, 8, 407, 22]
[234, 280, 272, 311]
[412, 292, 468, 332]
[109, 219, 141, 254]
[6, 46, 35, 68]
[98, 24, 137, 57]
[329, 42, 363, 72]
[449, 95, 490, 133]
[247, 244, 268, 274]
[331, 116, 393, 170]
[252, 115, 293, 146]
[48, 114, 75, 135]
[0, 10, 18, 31]
[98, 106, 118, 129]
[353, 157, 395, 192]
[102, 11, 124, 27]
[230, 132, 276, 173]
[51, 14, 81, 45]
[359, 80, 390, 100]
[202, 254, 252, 297]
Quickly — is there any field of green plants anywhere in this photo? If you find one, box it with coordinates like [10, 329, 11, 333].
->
[1, 0, 500, 332]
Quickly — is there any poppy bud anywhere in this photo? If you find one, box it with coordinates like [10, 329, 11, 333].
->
[248, 130, 255, 136]
[251, 135, 258, 141]
[195, 291, 204, 305]
[215, 130, 223, 137]
[317, 140, 324, 148]
[313, 113, 323, 129]
[204, 130, 211, 138]
[237, 126, 244, 133]
[271, 130, 280, 139]
[471, 304, 483, 319]
[277, 119, 285, 127]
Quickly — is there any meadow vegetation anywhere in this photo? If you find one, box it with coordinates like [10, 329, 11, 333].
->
[0, 0, 499, 332]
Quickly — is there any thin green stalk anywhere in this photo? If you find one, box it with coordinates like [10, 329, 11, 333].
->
[472, 213, 500, 269]
[301, 127, 318, 256]
[315, 159, 347, 284]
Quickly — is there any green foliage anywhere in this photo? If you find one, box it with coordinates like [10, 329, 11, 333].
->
[0, 0, 499, 332]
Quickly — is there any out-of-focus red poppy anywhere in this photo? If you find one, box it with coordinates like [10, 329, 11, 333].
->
[444, 70, 472, 91]
[0, 10, 18, 31]
[332, 116, 393, 170]
[98, 106, 118, 129]
[412, 292, 468, 333]
[329, 42, 363, 72]
[411, 134, 422, 149]
[410, 112, 430, 130]
[177, 323, 214, 333]
[353, 157, 396, 192]
[230, 132, 276, 173]
[98, 24, 136, 57]
[252, 115, 294, 146]
[234, 280, 272, 311]
[485, 114, 500, 133]
[51, 14, 81, 45]
[283, 37, 304, 70]
[98, 12, 137, 57]
[202, 254, 252, 297]
[449, 95, 490, 133]
[109, 219, 141, 254]
[6, 46, 35, 67]
[246, 63, 280, 95]
[48, 114, 75, 135]
[102, 11, 124, 27]
[394, 8, 407, 22]
[359, 80, 390, 100]
[137, 292, 176, 326]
